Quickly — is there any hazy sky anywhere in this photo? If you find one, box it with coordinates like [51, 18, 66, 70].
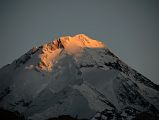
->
[0, 0, 159, 84]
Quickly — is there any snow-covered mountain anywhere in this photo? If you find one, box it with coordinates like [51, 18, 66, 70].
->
[0, 34, 159, 120]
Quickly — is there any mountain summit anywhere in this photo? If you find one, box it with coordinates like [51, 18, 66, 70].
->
[51, 34, 106, 49]
[0, 34, 159, 120]
[39, 34, 106, 71]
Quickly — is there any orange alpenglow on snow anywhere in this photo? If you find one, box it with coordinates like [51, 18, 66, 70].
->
[60, 34, 106, 48]
[39, 34, 106, 71]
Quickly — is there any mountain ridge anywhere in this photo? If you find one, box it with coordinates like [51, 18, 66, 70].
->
[0, 34, 159, 120]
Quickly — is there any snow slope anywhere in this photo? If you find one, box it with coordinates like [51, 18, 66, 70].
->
[0, 34, 159, 120]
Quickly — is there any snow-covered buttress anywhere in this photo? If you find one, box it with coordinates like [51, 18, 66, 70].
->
[0, 34, 159, 120]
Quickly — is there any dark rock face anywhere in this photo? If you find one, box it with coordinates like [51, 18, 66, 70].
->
[0, 87, 11, 101]
[92, 107, 159, 120]
[132, 112, 159, 120]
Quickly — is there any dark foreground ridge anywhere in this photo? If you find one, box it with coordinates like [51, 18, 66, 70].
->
[0, 108, 159, 120]
[0, 108, 25, 120]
